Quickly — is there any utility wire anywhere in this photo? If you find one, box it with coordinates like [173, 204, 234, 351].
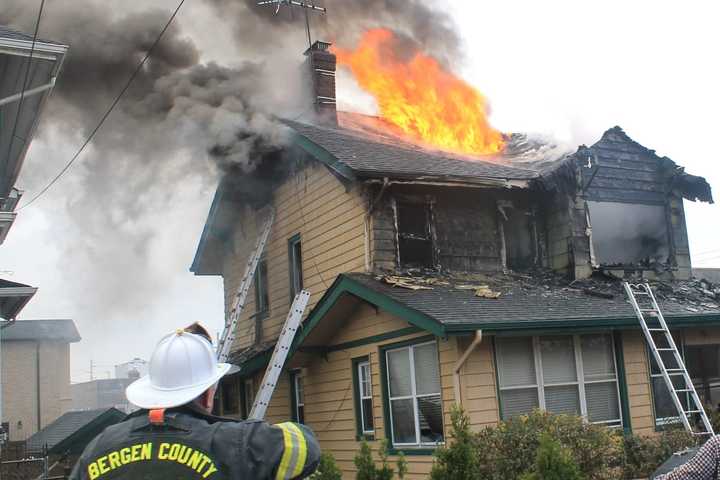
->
[19, 0, 187, 211]
[2, 0, 45, 194]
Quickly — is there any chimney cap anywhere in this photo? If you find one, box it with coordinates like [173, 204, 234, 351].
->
[304, 40, 332, 56]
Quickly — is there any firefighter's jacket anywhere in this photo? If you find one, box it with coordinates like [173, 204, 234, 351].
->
[69, 405, 320, 480]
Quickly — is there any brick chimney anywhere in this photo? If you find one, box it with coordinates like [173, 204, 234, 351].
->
[304, 40, 337, 124]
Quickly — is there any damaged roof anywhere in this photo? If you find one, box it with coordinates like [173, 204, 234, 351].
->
[316, 272, 720, 334]
[285, 113, 713, 202]
[284, 112, 570, 187]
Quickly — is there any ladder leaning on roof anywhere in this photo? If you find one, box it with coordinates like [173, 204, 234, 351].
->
[623, 281, 715, 437]
[249, 289, 310, 420]
[217, 210, 275, 363]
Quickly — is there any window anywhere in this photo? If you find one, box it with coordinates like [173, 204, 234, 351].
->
[240, 378, 255, 419]
[647, 334, 720, 425]
[385, 341, 444, 447]
[291, 370, 305, 424]
[288, 234, 303, 299]
[353, 357, 374, 437]
[221, 377, 240, 415]
[254, 257, 269, 316]
[496, 334, 622, 427]
[395, 200, 435, 268]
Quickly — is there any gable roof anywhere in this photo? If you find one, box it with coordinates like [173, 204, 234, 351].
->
[25, 408, 125, 454]
[2, 319, 81, 342]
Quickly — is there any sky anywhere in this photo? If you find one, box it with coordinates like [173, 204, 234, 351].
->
[0, 0, 718, 382]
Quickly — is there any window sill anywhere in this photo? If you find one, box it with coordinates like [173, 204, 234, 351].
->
[387, 447, 438, 456]
[356, 433, 375, 441]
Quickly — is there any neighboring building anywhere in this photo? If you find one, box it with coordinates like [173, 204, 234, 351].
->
[114, 357, 148, 380]
[71, 378, 135, 414]
[191, 42, 718, 478]
[25, 407, 125, 455]
[0, 25, 67, 244]
[1, 319, 80, 442]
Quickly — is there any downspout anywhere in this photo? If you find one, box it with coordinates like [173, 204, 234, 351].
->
[453, 331, 483, 407]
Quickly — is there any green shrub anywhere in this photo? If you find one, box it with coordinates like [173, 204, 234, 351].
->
[309, 451, 343, 480]
[474, 410, 621, 480]
[520, 433, 584, 480]
[396, 451, 408, 480]
[353, 439, 396, 480]
[621, 427, 697, 478]
[431, 406, 481, 480]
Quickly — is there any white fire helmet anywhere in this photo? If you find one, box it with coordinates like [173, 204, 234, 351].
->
[126, 329, 232, 409]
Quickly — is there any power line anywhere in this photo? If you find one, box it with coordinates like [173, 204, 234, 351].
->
[18, 0, 187, 211]
[2, 0, 45, 193]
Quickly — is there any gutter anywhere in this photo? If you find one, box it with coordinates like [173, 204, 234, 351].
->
[453, 330, 483, 407]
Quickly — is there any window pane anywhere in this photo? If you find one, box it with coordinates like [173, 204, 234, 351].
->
[387, 348, 412, 397]
[390, 398, 416, 444]
[544, 385, 580, 415]
[540, 336, 577, 384]
[581, 334, 616, 381]
[414, 343, 441, 395]
[360, 363, 372, 397]
[652, 376, 689, 421]
[362, 398, 374, 432]
[417, 395, 444, 443]
[500, 388, 539, 419]
[586, 382, 620, 423]
[497, 337, 536, 387]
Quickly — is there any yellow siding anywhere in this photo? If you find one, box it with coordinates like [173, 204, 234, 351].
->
[261, 303, 459, 479]
[221, 162, 368, 351]
[622, 330, 655, 435]
[457, 337, 499, 429]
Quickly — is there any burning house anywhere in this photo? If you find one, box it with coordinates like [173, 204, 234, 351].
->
[191, 36, 717, 478]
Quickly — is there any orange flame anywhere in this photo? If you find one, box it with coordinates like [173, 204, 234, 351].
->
[332, 28, 505, 155]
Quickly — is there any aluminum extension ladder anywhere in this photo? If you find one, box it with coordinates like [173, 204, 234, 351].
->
[217, 210, 275, 363]
[249, 290, 311, 420]
[623, 282, 715, 437]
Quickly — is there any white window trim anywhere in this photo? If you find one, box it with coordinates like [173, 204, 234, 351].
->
[358, 361, 374, 434]
[499, 334, 623, 427]
[243, 378, 254, 418]
[293, 371, 305, 422]
[386, 341, 444, 448]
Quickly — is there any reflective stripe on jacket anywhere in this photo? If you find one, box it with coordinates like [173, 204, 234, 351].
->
[69, 405, 320, 480]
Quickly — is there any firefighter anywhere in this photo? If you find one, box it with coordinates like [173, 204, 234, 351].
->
[70, 324, 320, 479]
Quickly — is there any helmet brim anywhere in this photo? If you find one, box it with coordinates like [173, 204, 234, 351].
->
[126, 362, 232, 409]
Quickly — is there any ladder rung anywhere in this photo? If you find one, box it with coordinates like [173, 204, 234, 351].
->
[675, 389, 693, 393]
[667, 372, 686, 376]
[692, 431, 713, 436]
[657, 348, 677, 351]
[684, 410, 703, 415]
[648, 328, 667, 332]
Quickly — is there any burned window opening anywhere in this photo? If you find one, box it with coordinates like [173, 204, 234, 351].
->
[394, 199, 436, 269]
[586, 201, 671, 267]
[498, 200, 537, 271]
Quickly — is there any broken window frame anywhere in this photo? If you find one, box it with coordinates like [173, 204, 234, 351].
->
[496, 199, 540, 271]
[393, 196, 438, 269]
[288, 234, 303, 300]
[220, 376, 240, 415]
[584, 200, 673, 269]
[240, 378, 255, 420]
